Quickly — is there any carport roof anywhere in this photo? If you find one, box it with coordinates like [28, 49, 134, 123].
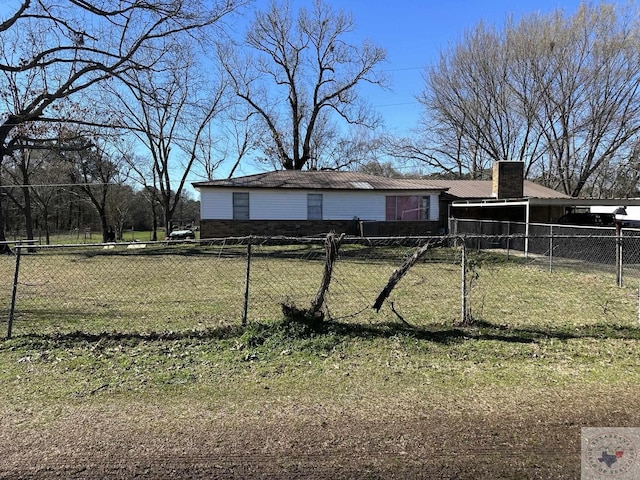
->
[425, 179, 569, 200]
[451, 197, 640, 208]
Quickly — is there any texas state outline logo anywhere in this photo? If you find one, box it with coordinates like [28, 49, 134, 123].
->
[582, 428, 639, 479]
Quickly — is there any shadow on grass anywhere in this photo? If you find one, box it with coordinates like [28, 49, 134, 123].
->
[465, 318, 640, 341]
[4, 316, 640, 350]
[45, 239, 459, 263]
[1, 324, 246, 350]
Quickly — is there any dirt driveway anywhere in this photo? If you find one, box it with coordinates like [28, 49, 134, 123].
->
[2, 383, 636, 479]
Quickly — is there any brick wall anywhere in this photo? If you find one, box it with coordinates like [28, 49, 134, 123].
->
[199, 219, 441, 238]
[492, 161, 524, 199]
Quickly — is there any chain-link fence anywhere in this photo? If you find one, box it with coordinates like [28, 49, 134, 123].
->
[2, 233, 639, 339]
[452, 218, 640, 279]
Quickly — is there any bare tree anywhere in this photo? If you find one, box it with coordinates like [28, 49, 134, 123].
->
[202, 102, 264, 180]
[414, 2, 640, 196]
[530, 4, 640, 196]
[107, 183, 135, 241]
[109, 44, 228, 235]
[383, 126, 489, 179]
[0, 0, 243, 248]
[221, 0, 388, 171]
[59, 135, 125, 242]
[414, 20, 547, 179]
[310, 123, 385, 171]
[358, 160, 403, 178]
[3, 146, 42, 243]
[29, 157, 69, 244]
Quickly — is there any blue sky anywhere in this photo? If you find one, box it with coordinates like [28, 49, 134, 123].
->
[320, 0, 587, 136]
[0, 0, 588, 137]
[0, 0, 588, 179]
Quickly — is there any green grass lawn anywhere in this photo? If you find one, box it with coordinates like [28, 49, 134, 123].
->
[11, 229, 194, 245]
[1, 245, 639, 478]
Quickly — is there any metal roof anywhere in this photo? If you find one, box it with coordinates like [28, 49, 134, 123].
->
[193, 171, 573, 200]
[424, 179, 570, 200]
[193, 170, 448, 192]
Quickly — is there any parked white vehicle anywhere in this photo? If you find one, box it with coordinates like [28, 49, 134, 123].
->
[591, 205, 640, 227]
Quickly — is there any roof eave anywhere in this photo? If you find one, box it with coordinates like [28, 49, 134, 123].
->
[451, 197, 640, 207]
[193, 183, 448, 192]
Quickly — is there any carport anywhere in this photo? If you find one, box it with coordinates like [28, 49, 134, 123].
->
[450, 197, 640, 256]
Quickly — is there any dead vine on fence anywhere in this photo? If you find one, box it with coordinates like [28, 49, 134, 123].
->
[281, 232, 345, 325]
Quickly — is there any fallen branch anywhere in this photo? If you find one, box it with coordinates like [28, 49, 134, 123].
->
[372, 241, 433, 312]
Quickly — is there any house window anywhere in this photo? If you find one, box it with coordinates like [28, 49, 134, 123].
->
[421, 196, 430, 220]
[233, 192, 249, 220]
[307, 194, 323, 220]
[385, 195, 430, 220]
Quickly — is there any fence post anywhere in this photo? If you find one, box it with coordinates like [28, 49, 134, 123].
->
[619, 232, 624, 287]
[460, 238, 468, 325]
[549, 225, 554, 273]
[242, 238, 252, 326]
[7, 242, 22, 339]
[616, 225, 623, 287]
[524, 202, 530, 258]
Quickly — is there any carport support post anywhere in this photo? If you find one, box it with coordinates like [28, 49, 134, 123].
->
[7, 242, 21, 339]
[242, 238, 252, 326]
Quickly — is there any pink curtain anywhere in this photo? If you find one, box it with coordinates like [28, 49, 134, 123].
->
[386, 196, 420, 220]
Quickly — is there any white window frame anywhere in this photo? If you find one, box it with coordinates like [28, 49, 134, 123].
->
[307, 193, 323, 220]
[233, 192, 249, 220]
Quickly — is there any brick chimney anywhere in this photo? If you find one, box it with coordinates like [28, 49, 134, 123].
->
[492, 161, 524, 199]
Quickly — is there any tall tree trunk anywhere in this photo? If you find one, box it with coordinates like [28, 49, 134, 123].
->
[0, 192, 9, 254]
[99, 211, 109, 243]
[21, 186, 34, 241]
[150, 196, 158, 241]
[0, 162, 11, 254]
[43, 204, 51, 245]
[21, 185, 37, 252]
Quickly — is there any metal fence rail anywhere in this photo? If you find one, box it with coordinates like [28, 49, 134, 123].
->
[2, 234, 640, 339]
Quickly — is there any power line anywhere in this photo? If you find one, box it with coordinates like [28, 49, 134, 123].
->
[3, 182, 116, 188]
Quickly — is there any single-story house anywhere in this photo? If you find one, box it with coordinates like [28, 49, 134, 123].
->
[192, 170, 449, 238]
[193, 161, 638, 239]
